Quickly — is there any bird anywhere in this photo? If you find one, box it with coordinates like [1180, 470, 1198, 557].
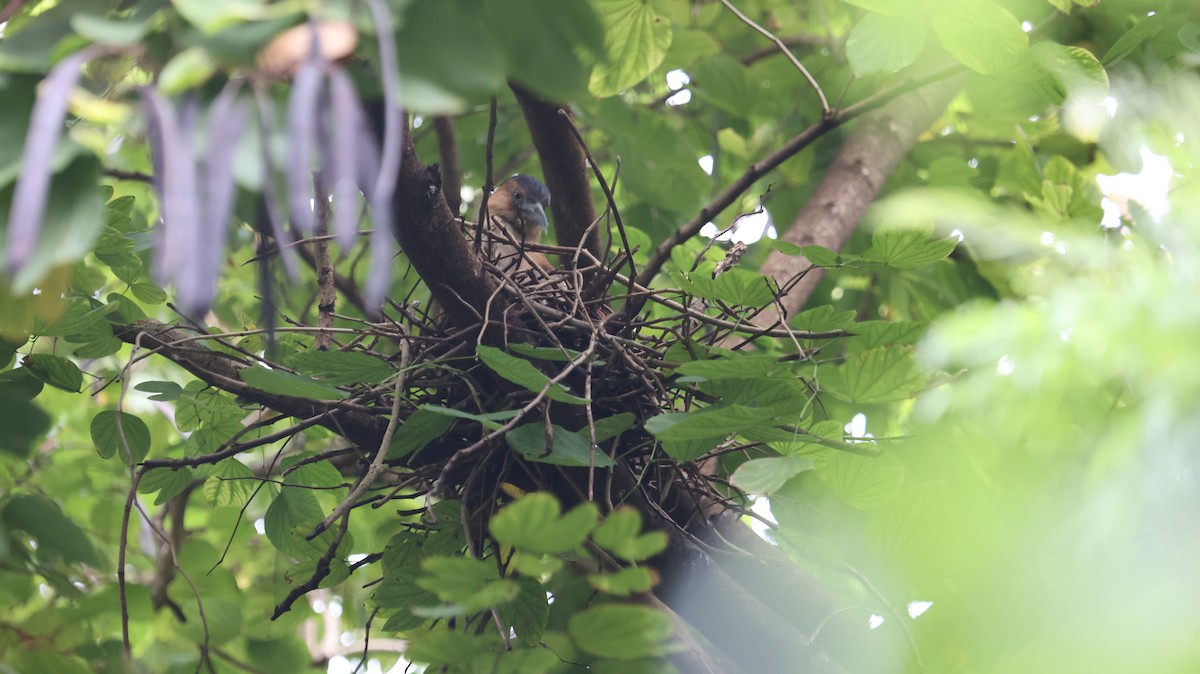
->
[481, 174, 554, 277]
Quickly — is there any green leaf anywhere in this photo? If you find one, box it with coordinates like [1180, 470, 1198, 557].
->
[822, 453, 905, 510]
[0, 392, 51, 457]
[822, 345, 926, 403]
[845, 320, 929, 351]
[510, 575, 551, 647]
[283, 456, 344, 490]
[846, 11, 927, 76]
[22, 353, 82, 392]
[238, 366, 348, 400]
[0, 367, 43, 400]
[263, 488, 323, 558]
[791, 305, 858, 332]
[476, 345, 588, 404]
[592, 507, 668, 562]
[134, 380, 183, 402]
[204, 459, 255, 507]
[1178, 22, 1200, 54]
[158, 47, 218, 95]
[417, 556, 518, 613]
[506, 343, 584, 363]
[646, 404, 780, 442]
[865, 227, 958, 268]
[394, 1, 505, 101]
[506, 423, 616, 467]
[483, 0, 603, 100]
[775, 243, 875, 269]
[568, 604, 675, 659]
[589, 566, 657, 596]
[489, 493, 598, 554]
[865, 481, 954, 574]
[1101, 13, 1165, 67]
[71, 333, 121, 358]
[405, 629, 493, 667]
[104, 293, 146, 322]
[129, 282, 167, 305]
[285, 350, 394, 386]
[176, 382, 243, 432]
[90, 410, 151, 463]
[689, 54, 755, 116]
[675, 354, 787, 381]
[419, 404, 520, 431]
[591, 412, 636, 441]
[931, 0, 1027, 74]
[0, 4, 96, 73]
[70, 12, 155, 46]
[2, 494, 101, 566]
[388, 408, 454, 459]
[839, 0, 928, 16]
[660, 436, 721, 462]
[138, 467, 195, 505]
[172, 0, 282, 34]
[1020, 42, 1109, 104]
[589, 0, 674, 97]
[731, 455, 815, 495]
[673, 269, 775, 306]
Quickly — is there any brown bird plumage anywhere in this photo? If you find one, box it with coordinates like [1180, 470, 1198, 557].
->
[482, 174, 554, 276]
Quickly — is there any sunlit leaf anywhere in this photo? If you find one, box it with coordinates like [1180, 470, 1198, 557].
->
[932, 0, 1027, 74]
[731, 455, 815, 495]
[822, 345, 927, 403]
[865, 227, 958, 268]
[204, 459, 255, 507]
[90, 410, 151, 463]
[821, 453, 904, 510]
[489, 493, 598, 554]
[589, 566, 657, 596]
[568, 604, 676, 659]
[589, 0, 673, 97]
[846, 11, 927, 76]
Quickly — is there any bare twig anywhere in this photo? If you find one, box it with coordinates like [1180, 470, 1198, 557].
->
[635, 64, 964, 291]
[474, 97, 499, 251]
[556, 109, 637, 300]
[433, 116, 462, 213]
[307, 340, 410, 539]
[719, 0, 829, 113]
[312, 174, 336, 350]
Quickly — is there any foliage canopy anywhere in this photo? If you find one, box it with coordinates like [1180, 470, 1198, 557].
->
[1, 0, 1199, 673]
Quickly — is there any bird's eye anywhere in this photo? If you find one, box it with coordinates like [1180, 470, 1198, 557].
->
[513, 191, 522, 201]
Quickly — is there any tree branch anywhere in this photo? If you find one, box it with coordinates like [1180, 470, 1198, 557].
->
[363, 105, 498, 330]
[510, 84, 602, 268]
[757, 76, 964, 322]
[432, 116, 462, 214]
[635, 66, 964, 293]
[111, 320, 386, 449]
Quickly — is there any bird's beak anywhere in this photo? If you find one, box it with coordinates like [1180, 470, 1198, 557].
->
[523, 201, 549, 233]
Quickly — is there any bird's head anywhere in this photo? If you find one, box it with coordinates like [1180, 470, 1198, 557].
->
[487, 174, 551, 240]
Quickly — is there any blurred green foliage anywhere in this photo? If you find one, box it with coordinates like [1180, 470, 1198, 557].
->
[1, 0, 1199, 672]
